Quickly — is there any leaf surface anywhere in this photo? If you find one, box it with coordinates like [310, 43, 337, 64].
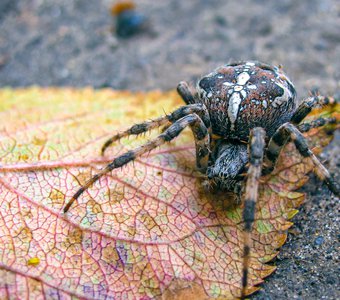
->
[0, 88, 338, 299]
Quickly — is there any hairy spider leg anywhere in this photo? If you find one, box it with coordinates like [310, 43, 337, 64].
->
[241, 127, 266, 299]
[291, 95, 335, 124]
[297, 117, 337, 133]
[101, 103, 210, 155]
[264, 123, 339, 195]
[64, 113, 210, 213]
[177, 81, 197, 104]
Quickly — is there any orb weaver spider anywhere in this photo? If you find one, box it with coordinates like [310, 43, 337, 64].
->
[64, 61, 339, 298]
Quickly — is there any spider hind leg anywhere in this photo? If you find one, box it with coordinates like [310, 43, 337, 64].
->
[264, 123, 339, 196]
[64, 113, 210, 213]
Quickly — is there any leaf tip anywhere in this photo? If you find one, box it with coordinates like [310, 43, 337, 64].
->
[286, 209, 299, 220]
[243, 286, 261, 298]
[260, 265, 277, 278]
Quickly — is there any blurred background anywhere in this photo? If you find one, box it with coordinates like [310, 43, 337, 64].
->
[0, 0, 339, 96]
[0, 0, 339, 299]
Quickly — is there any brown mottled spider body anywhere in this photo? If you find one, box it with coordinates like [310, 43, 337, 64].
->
[197, 62, 296, 139]
[64, 61, 339, 299]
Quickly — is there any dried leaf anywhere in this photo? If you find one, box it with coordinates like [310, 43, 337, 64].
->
[0, 88, 338, 299]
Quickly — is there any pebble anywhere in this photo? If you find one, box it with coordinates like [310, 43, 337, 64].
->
[314, 236, 324, 246]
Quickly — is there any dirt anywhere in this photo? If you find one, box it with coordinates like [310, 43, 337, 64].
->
[0, 0, 339, 299]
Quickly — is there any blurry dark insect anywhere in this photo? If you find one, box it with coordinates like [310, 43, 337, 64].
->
[111, 1, 148, 38]
[64, 61, 339, 299]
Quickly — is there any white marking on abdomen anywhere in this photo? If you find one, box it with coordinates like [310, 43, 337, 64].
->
[237, 72, 250, 85]
[262, 100, 268, 108]
[240, 90, 247, 98]
[223, 81, 234, 87]
[272, 82, 291, 108]
[227, 71, 251, 130]
[228, 92, 242, 130]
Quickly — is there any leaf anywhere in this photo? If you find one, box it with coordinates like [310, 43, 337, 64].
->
[0, 87, 338, 299]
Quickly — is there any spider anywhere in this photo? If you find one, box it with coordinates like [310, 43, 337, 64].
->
[63, 61, 339, 298]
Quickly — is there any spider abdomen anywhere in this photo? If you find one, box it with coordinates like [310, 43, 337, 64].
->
[197, 61, 297, 140]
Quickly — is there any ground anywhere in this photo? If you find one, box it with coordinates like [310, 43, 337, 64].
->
[0, 0, 339, 299]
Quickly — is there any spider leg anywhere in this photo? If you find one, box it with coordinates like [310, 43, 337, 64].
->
[177, 81, 197, 104]
[291, 95, 335, 124]
[101, 103, 210, 155]
[241, 127, 266, 299]
[298, 117, 336, 133]
[264, 123, 339, 195]
[63, 113, 210, 213]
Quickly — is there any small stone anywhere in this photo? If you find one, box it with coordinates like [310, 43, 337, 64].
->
[314, 236, 324, 246]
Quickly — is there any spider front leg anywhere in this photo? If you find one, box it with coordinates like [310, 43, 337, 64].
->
[101, 103, 210, 154]
[177, 81, 197, 104]
[63, 113, 210, 213]
[291, 95, 336, 124]
[297, 117, 336, 133]
[264, 123, 340, 195]
[241, 127, 266, 299]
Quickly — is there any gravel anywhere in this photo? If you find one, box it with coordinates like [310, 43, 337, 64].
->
[0, 0, 339, 299]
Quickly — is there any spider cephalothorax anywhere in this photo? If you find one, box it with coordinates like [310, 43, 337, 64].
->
[206, 141, 248, 191]
[64, 61, 339, 299]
